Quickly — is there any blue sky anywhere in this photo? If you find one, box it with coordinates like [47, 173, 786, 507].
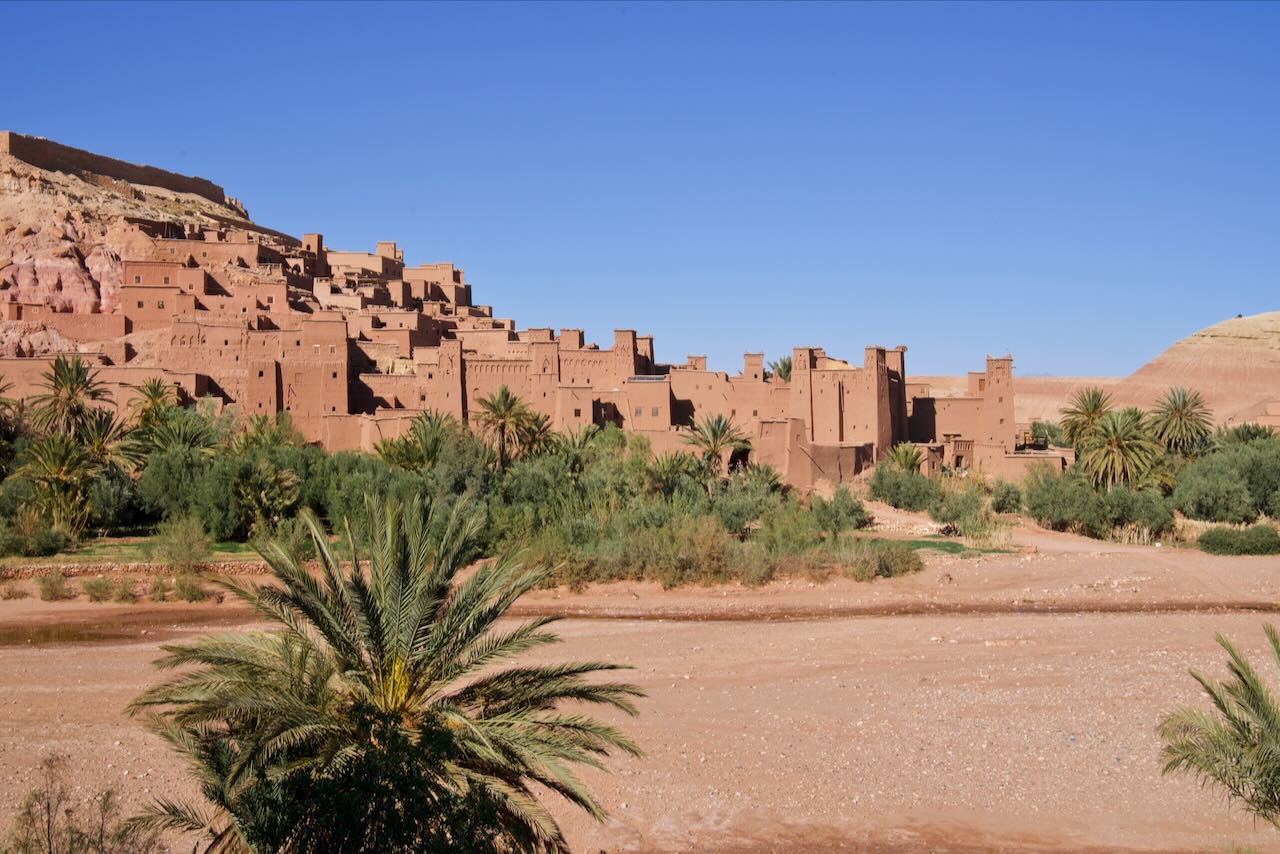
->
[4, 1, 1277, 376]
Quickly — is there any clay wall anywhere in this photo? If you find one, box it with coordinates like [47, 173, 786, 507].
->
[1, 131, 227, 204]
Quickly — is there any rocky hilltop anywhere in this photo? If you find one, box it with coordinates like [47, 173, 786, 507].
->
[0, 131, 290, 352]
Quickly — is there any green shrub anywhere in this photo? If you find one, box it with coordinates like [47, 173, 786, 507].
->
[991, 480, 1022, 514]
[1099, 486, 1174, 538]
[711, 474, 783, 536]
[755, 504, 822, 555]
[0, 509, 69, 558]
[1023, 466, 1104, 537]
[1, 583, 29, 600]
[173, 573, 207, 602]
[147, 576, 170, 602]
[1173, 464, 1258, 524]
[1198, 525, 1280, 556]
[809, 486, 872, 538]
[150, 515, 211, 573]
[36, 572, 72, 602]
[81, 577, 115, 603]
[112, 578, 137, 604]
[929, 488, 984, 530]
[796, 538, 925, 581]
[253, 515, 317, 566]
[869, 465, 940, 511]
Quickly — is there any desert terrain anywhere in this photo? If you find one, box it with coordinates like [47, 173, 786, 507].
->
[3, 509, 1279, 853]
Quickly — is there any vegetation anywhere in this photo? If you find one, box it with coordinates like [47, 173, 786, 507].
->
[128, 495, 643, 852]
[869, 464, 940, 512]
[1160, 625, 1280, 828]
[1150, 386, 1213, 456]
[1059, 386, 1113, 449]
[682, 413, 750, 479]
[81, 576, 115, 603]
[3, 755, 163, 854]
[991, 480, 1022, 514]
[172, 573, 207, 602]
[1198, 525, 1280, 556]
[148, 514, 212, 572]
[36, 572, 72, 602]
[886, 442, 924, 474]
[766, 355, 792, 383]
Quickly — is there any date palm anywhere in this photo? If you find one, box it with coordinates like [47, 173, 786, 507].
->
[1150, 386, 1212, 456]
[130, 377, 176, 431]
[473, 386, 529, 471]
[766, 356, 792, 383]
[231, 412, 305, 454]
[645, 451, 702, 498]
[146, 409, 220, 458]
[377, 410, 459, 471]
[1159, 624, 1280, 828]
[129, 495, 642, 853]
[1059, 386, 1114, 449]
[516, 411, 554, 459]
[81, 407, 144, 471]
[886, 442, 924, 473]
[30, 354, 113, 438]
[18, 433, 100, 535]
[682, 413, 749, 479]
[1078, 408, 1161, 489]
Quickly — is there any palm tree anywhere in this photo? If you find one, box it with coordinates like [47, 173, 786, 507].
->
[886, 442, 923, 473]
[766, 356, 792, 384]
[146, 409, 221, 459]
[80, 407, 143, 471]
[1077, 408, 1161, 489]
[1160, 624, 1280, 828]
[645, 451, 702, 498]
[129, 496, 642, 853]
[515, 411, 554, 459]
[30, 354, 113, 438]
[1217, 423, 1276, 446]
[682, 413, 750, 479]
[554, 424, 600, 482]
[1059, 387, 1114, 449]
[18, 434, 100, 535]
[377, 410, 460, 472]
[130, 377, 176, 431]
[473, 386, 530, 471]
[1149, 386, 1213, 456]
[231, 412, 305, 454]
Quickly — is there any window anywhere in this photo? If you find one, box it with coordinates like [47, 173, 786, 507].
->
[573, 408, 581, 418]
[163, 276, 170, 285]
[136, 301, 144, 309]
[635, 407, 642, 417]
[651, 407, 659, 417]
[258, 370, 265, 377]
[156, 300, 165, 310]
[133, 276, 141, 284]
[752, 409, 758, 417]
[332, 372, 338, 379]
[329, 345, 336, 354]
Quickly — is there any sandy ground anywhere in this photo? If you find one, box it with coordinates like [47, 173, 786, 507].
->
[3, 521, 1280, 851]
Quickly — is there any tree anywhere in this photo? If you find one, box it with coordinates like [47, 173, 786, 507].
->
[1078, 408, 1161, 489]
[1150, 386, 1212, 456]
[129, 377, 176, 431]
[231, 412, 305, 454]
[1160, 624, 1280, 828]
[29, 354, 112, 438]
[886, 442, 923, 473]
[516, 411, 554, 459]
[682, 413, 749, 479]
[145, 408, 220, 459]
[810, 486, 871, 539]
[18, 434, 100, 536]
[377, 410, 459, 472]
[80, 408, 143, 471]
[473, 386, 530, 472]
[129, 495, 642, 853]
[1059, 386, 1114, 449]
[644, 451, 703, 499]
[766, 356, 792, 383]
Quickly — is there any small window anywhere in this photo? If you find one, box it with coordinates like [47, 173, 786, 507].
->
[332, 372, 338, 379]
[419, 394, 426, 403]
[427, 372, 433, 379]
[634, 407, 642, 417]
[136, 300, 144, 309]
[267, 295, 274, 304]
[573, 408, 581, 418]
[752, 409, 758, 417]
[133, 276, 141, 284]
[163, 276, 170, 285]
[652, 407, 659, 417]
[156, 300, 165, 310]
[329, 345, 336, 354]
[258, 370, 265, 377]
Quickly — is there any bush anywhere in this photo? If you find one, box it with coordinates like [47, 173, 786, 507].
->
[82, 577, 115, 603]
[173, 573, 208, 602]
[809, 486, 872, 538]
[1173, 464, 1258, 524]
[869, 465, 940, 511]
[112, 578, 136, 604]
[1199, 525, 1280, 556]
[929, 488, 984, 531]
[150, 514, 211, 573]
[1099, 485, 1174, 539]
[147, 576, 169, 602]
[1023, 466, 1104, 537]
[0, 509, 69, 558]
[711, 474, 783, 536]
[991, 481, 1022, 514]
[36, 572, 72, 602]
[792, 538, 925, 581]
[253, 515, 317, 566]
[87, 468, 145, 532]
[755, 504, 822, 555]
[1, 583, 29, 600]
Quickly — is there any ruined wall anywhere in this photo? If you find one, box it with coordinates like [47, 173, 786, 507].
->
[1, 132, 227, 205]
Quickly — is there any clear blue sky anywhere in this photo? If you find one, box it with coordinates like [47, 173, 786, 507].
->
[5, 1, 1277, 376]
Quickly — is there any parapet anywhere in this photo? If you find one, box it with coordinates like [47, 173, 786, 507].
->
[1, 131, 227, 206]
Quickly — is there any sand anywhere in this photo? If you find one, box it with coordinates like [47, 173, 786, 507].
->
[3, 521, 1280, 852]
